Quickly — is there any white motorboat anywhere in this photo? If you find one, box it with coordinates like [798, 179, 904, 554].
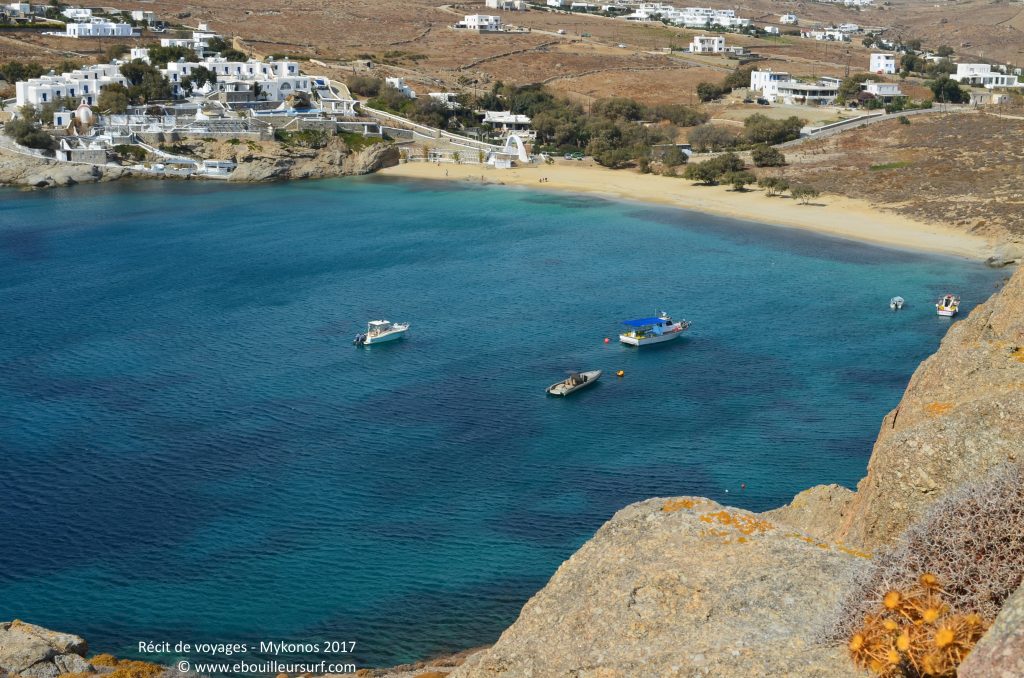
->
[619, 312, 690, 347]
[546, 370, 602, 396]
[890, 296, 905, 311]
[935, 294, 960, 317]
[353, 319, 410, 345]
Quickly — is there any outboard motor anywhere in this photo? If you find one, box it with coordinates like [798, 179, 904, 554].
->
[353, 333, 366, 346]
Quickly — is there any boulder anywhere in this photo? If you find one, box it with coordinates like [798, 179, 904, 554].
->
[0, 621, 89, 678]
[958, 581, 1024, 677]
[451, 497, 869, 678]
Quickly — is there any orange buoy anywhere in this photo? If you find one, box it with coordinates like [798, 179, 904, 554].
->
[604, 337, 610, 343]
[616, 370, 625, 377]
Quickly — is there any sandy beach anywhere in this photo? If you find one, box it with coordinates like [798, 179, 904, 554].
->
[378, 161, 992, 260]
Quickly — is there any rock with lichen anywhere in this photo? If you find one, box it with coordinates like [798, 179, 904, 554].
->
[451, 497, 869, 678]
[958, 581, 1024, 677]
[0, 620, 90, 678]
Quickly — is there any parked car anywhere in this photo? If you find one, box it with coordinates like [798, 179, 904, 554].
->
[756, 98, 770, 105]
[742, 98, 754, 104]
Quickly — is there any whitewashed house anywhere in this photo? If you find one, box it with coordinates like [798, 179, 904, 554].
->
[130, 10, 157, 24]
[779, 13, 797, 25]
[15, 64, 128, 108]
[482, 110, 532, 134]
[801, 29, 848, 42]
[764, 25, 779, 35]
[427, 92, 461, 109]
[164, 57, 312, 102]
[385, 77, 416, 98]
[950, 63, 1022, 89]
[61, 7, 91, 19]
[455, 14, 502, 31]
[485, 0, 527, 8]
[749, 69, 792, 99]
[776, 79, 840, 105]
[869, 53, 897, 75]
[689, 34, 725, 53]
[861, 81, 903, 102]
[64, 20, 135, 38]
[129, 47, 151, 62]
[546, 0, 567, 7]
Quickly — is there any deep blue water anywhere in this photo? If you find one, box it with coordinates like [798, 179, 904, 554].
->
[0, 177, 1004, 669]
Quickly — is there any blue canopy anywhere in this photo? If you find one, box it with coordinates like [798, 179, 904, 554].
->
[621, 317, 664, 327]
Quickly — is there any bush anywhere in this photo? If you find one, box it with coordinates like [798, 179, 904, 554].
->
[724, 170, 756, 191]
[832, 463, 1024, 643]
[696, 81, 726, 102]
[744, 114, 803, 145]
[688, 124, 738, 152]
[683, 152, 744, 185]
[113, 144, 146, 161]
[758, 176, 789, 196]
[3, 118, 55, 150]
[751, 144, 786, 167]
[347, 75, 383, 97]
[791, 184, 820, 204]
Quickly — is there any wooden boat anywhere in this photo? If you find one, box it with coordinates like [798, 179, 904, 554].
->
[619, 312, 690, 347]
[546, 370, 602, 396]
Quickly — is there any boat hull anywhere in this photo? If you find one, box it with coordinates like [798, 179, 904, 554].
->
[619, 329, 684, 346]
[936, 309, 957, 317]
[546, 370, 602, 396]
[364, 329, 408, 344]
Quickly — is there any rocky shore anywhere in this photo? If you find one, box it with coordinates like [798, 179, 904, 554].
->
[0, 138, 399, 190]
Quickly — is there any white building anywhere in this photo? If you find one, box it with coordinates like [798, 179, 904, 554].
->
[869, 53, 897, 75]
[482, 110, 532, 133]
[15, 64, 128, 108]
[485, 0, 527, 8]
[861, 81, 903, 101]
[455, 14, 502, 31]
[61, 7, 91, 19]
[129, 47, 151, 62]
[764, 25, 779, 35]
[779, 13, 797, 25]
[837, 23, 860, 33]
[427, 92, 461, 109]
[546, 0, 567, 7]
[130, 10, 157, 23]
[64, 20, 135, 38]
[749, 69, 792, 99]
[384, 77, 416, 98]
[689, 34, 725, 53]
[159, 24, 221, 55]
[776, 79, 840, 105]
[164, 57, 311, 101]
[950, 63, 1022, 89]
[801, 29, 848, 42]
[625, 5, 750, 29]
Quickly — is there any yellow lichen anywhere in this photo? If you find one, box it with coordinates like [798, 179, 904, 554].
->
[924, 402, 954, 415]
[662, 498, 697, 513]
[88, 655, 119, 668]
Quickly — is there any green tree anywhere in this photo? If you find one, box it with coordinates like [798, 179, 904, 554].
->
[837, 74, 882, 104]
[758, 176, 790, 196]
[347, 75, 382, 97]
[683, 160, 721, 185]
[862, 36, 874, 48]
[929, 76, 968, 104]
[724, 170, 756, 191]
[751, 144, 786, 167]
[935, 45, 954, 58]
[97, 83, 130, 113]
[4, 117, 55, 150]
[722, 65, 755, 91]
[687, 124, 737, 152]
[696, 81, 725, 102]
[791, 184, 820, 204]
[660, 146, 687, 168]
[144, 45, 198, 68]
[743, 114, 803, 145]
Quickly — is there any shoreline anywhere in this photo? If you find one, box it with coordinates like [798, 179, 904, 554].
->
[377, 161, 993, 261]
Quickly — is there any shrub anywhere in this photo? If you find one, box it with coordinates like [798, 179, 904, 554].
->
[724, 170, 756, 191]
[113, 144, 146, 161]
[683, 152, 744, 185]
[687, 124, 738, 152]
[347, 75, 383, 97]
[744, 114, 803, 145]
[696, 81, 726, 102]
[846, 573, 990, 676]
[751, 144, 786, 167]
[3, 118, 55, 150]
[833, 463, 1024, 644]
[758, 176, 789, 196]
[791, 184, 820, 204]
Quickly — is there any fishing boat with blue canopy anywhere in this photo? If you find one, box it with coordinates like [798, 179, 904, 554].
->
[619, 311, 690, 347]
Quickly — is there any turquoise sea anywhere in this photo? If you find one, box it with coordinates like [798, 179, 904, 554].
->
[0, 177, 1004, 669]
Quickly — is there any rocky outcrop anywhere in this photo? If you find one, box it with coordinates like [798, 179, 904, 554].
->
[958, 581, 1024, 677]
[226, 139, 398, 183]
[763, 484, 854, 543]
[452, 497, 869, 678]
[0, 152, 126, 188]
[827, 267, 1024, 550]
[0, 621, 91, 678]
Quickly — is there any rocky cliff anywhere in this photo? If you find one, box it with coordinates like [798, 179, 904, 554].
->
[0, 138, 399, 189]
[451, 266, 1024, 678]
[0, 621, 91, 678]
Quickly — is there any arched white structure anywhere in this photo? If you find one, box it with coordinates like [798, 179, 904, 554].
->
[503, 134, 529, 162]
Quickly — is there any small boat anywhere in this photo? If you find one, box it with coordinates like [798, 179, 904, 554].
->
[619, 312, 690, 347]
[546, 370, 602, 396]
[353, 319, 410, 345]
[935, 294, 960, 317]
[890, 296, 905, 311]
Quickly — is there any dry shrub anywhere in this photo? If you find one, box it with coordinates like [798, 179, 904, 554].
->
[830, 463, 1024, 652]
